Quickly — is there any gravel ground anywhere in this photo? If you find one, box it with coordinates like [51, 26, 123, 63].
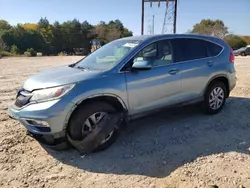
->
[0, 56, 250, 188]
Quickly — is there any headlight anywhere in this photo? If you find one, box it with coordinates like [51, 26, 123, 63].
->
[30, 84, 75, 102]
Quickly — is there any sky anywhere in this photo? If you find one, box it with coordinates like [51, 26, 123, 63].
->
[1, 0, 250, 36]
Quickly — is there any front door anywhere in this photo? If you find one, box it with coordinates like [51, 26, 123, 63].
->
[123, 40, 182, 115]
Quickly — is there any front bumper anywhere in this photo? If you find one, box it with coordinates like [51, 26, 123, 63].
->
[7, 99, 76, 137]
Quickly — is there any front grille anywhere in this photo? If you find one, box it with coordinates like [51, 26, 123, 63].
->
[14, 89, 32, 108]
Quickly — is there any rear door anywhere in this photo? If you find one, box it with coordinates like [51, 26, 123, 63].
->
[171, 38, 222, 101]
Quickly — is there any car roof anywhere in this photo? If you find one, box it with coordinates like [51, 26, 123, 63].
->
[120, 34, 220, 41]
[117, 34, 228, 52]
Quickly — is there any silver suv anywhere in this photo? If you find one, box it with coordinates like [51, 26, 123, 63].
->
[8, 34, 236, 153]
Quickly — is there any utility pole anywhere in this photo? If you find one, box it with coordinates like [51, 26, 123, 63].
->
[142, 0, 178, 35]
[173, 0, 177, 33]
[152, 15, 155, 34]
[141, 0, 145, 35]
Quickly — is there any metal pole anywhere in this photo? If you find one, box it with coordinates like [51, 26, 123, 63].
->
[173, 0, 177, 33]
[141, 0, 144, 35]
[152, 15, 155, 34]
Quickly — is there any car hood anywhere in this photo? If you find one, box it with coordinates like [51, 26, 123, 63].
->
[23, 65, 101, 91]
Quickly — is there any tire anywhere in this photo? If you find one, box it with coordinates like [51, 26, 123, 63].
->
[241, 52, 246, 56]
[202, 81, 227, 115]
[67, 102, 118, 152]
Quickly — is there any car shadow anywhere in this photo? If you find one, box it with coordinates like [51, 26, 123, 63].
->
[43, 96, 250, 178]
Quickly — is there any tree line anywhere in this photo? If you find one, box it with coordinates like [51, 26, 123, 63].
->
[189, 19, 250, 49]
[0, 18, 133, 56]
[1, 18, 249, 57]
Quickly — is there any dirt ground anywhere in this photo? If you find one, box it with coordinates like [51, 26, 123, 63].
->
[0, 56, 250, 188]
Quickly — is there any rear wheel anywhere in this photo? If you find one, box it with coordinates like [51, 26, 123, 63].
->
[203, 81, 227, 114]
[68, 102, 118, 152]
[241, 52, 246, 56]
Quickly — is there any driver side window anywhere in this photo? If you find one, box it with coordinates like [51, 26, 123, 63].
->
[133, 40, 172, 67]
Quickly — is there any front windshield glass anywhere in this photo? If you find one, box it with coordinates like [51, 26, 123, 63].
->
[75, 39, 142, 70]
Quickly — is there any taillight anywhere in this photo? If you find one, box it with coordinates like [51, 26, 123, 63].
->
[229, 48, 235, 63]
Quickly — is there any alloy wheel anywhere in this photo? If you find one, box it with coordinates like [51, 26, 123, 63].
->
[82, 112, 114, 144]
[209, 87, 225, 110]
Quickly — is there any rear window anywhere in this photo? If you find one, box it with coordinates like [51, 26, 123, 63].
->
[206, 41, 223, 57]
[171, 38, 208, 62]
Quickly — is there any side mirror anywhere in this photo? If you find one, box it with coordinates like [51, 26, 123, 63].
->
[132, 60, 152, 70]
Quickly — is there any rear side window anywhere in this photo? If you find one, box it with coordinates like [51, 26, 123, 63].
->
[171, 38, 208, 62]
[206, 41, 223, 57]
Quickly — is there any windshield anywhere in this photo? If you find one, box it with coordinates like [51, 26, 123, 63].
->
[75, 39, 142, 70]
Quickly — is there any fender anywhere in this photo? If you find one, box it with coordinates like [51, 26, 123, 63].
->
[75, 93, 128, 110]
[63, 93, 128, 130]
[202, 74, 229, 97]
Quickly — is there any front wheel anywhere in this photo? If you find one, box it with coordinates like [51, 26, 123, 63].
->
[67, 102, 118, 152]
[203, 81, 227, 115]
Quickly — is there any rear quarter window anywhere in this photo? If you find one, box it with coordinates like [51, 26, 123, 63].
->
[206, 41, 223, 57]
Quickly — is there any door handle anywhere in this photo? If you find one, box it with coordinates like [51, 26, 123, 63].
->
[169, 69, 179, 75]
[207, 61, 214, 66]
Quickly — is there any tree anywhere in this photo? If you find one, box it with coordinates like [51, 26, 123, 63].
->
[93, 20, 132, 44]
[241, 36, 250, 45]
[122, 28, 133, 38]
[0, 18, 133, 55]
[0, 20, 11, 31]
[0, 40, 8, 51]
[106, 28, 121, 41]
[1, 25, 46, 53]
[93, 22, 108, 44]
[224, 34, 247, 49]
[190, 19, 228, 38]
[81, 21, 94, 53]
[37, 17, 50, 30]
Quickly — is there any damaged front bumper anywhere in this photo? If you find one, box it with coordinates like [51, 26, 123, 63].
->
[27, 130, 70, 150]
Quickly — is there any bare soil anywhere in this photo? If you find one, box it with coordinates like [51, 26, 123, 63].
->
[0, 56, 250, 188]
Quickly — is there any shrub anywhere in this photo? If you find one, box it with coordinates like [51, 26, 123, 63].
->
[10, 45, 20, 54]
[58, 52, 67, 56]
[24, 51, 31, 57]
[0, 50, 12, 57]
[25, 48, 37, 57]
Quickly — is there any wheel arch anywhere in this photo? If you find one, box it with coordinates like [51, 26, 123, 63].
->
[204, 75, 230, 98]
[64, 94, 128, 130]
